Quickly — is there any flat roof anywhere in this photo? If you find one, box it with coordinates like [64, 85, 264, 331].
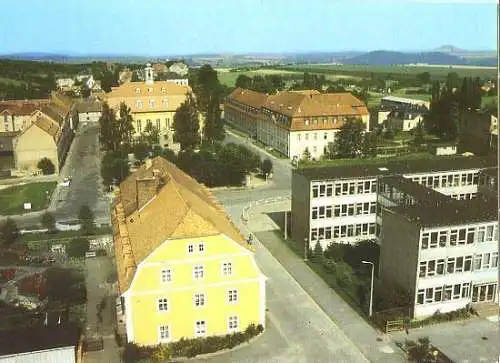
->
[382, 95, 429, 105]
[295, 155, 496, 181]
[392, 195, 498, 227]
[380, 175, 451, 204]
[0, 325, 80, 356]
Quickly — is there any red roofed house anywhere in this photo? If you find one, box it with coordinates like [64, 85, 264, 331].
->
[224, 88, 369, 161]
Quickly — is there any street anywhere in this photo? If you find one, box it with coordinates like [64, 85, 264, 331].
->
[7, 123, 109, 229]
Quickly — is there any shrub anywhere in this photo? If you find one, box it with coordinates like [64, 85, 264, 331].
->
[37, 157, 55, 175]
[122, 342, 142, 363]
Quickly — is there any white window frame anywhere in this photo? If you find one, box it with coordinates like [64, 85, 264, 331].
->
[193, 265, 204, 280]
[222, 262, 232, 276]
[194, 320, 206, 337]
[161, 268, 172, 283]
[198, 242, 205, 253]
[193, 293, 206, 307]
[228, 316, 239, 332]
[158, 298, 168, 312]
[227, 288, 238, 303]
[187, 244, 194, 254]
[158, 325, 170, 343]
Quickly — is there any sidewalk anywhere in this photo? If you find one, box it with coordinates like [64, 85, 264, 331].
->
[247, 202, 406, 363]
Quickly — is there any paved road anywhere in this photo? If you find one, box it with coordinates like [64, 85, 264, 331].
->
[7, 123, 110, 229]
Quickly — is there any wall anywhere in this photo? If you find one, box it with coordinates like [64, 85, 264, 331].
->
[124, 234, 265, 346]
[378, 209, 420, 306]
[291, 172, 311, 244]
[0, 347, 76, 363]
[13, 125, 59, 173]
[289, 129, 339, 161]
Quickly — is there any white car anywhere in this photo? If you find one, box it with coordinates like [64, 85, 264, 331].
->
[60, 177, 72, 187]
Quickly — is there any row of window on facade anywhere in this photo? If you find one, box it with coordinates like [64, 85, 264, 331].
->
[303, 116, 347, 126]
[157, 315, 240, 343]
[160, 262, 233, 283]
[410, 171, 479, 189]
[416, 282, 470, 305]
[311, 202, 377, 219]
[227, 99, 261, 115]
[419, 252, 499, 278]
[420, 224, 498, 250]
[310, 223, 377, 241]
[297, 131, 336, 142]
[312, 180, 377, 198]
[135, 98, 169, 109]
[449, 193, 477, 200]
[157, 289, 238, 313]
[135, 118, 172, 133]
[135, 87, 168, 94]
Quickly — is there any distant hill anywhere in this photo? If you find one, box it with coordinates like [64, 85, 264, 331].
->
[341, 50, 469, 65]
[0, 52, 72, 62]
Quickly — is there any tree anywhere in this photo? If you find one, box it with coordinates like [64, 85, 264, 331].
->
[133, 142, 150, 163]
[417, 72, 431, 85]
[80, 84, 91, 98]
[0, 218, 19, 247]
[117, 102, 135, 148]
[203, 92, 225, 144]
[408, 337, 437, 363]
[78, 205, 95, 235]
[302, 147, 312, 161]
[141, 122, 160, 145]
[101, 151, 130, 187]
[313, 242, 323, 260]
[446, 72, 460, 92]
[333, 118, 366, 158]
[99, 102, 119, 152]
[40, 212, 56, 233]
[66, 238, 90, 258]
[37, 157, 55, 175]
[361, 132, 378, 158]
[100, 70, 118, 93]
[235, 74, 252, 89]
[173, 94, 200, 151]
[413, 121, 425, 146]
[261, 158, 273, 176]
[194, 65, 220, 114]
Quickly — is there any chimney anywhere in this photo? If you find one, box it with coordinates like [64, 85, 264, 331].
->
[136, 176, 159, 210]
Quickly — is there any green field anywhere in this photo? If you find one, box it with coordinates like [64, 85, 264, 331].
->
[217, 68, 304, 87]
[482, 94, 497, 108]
[0, 182, 57, 215]
[284, 64, 497, 80]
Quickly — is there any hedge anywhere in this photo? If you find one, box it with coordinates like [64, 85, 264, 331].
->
[123, 323, 264, 362]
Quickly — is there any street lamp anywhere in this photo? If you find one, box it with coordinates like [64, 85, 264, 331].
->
[362, 260, 374, 317]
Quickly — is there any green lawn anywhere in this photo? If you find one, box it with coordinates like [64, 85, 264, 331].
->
[217, 68, 303, 87]
[482, 94, 497, 108]
[0, 182, 57, 215]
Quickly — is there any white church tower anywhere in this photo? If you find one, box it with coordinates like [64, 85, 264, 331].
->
[145, 63, 154, 85]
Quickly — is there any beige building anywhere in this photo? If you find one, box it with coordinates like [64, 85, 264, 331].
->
[9, 93, 75, 175]
[225, 88, 369, 160]
[103, 64, 197, 148]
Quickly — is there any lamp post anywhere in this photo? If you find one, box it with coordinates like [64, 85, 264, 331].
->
[362, 260, 374, 317]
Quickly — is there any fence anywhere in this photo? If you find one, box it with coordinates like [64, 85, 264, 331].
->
[373, 306, 412, 333]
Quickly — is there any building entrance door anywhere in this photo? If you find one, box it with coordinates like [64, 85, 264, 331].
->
[471, 283, 497, 303]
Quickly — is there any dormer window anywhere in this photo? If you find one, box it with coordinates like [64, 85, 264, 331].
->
[304, 120, 309, 126]
[148, 88, 153, 93]
[136, 100, 143, 108]
[161, 87, 166, 93]
[135, 88, 140, 94]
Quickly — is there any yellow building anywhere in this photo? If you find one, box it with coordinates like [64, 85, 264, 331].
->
[103, 64, 201, 149]
[112, 157, 266, 346]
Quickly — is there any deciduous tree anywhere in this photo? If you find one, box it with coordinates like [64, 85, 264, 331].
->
[0, 218, 19, 247]
[40, 212, 56, 233]
[260, 158, 273, 176]
[203, 92, 225, 144]
[37, 157, 55, 175]
[173, 94, 200, 151]
[332, 118, 366, 158]
[78, 205, 95, 235]
[99, 102, 119, 152]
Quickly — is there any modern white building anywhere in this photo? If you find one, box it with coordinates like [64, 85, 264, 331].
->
[291, 155, 496, 250]
[386, 110, 424, 132]
[378, 169, 498, 318]
[225, 88, 370, 161]
[381, 95, 430, 110]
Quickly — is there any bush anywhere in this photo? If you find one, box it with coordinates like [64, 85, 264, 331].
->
[37, 157, 55, 175]
[66, 238, 90, 258]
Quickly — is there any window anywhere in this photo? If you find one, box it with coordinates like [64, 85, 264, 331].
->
[297, 134, 301, 141]
[417, 289, 424, 304]
[158, 298, 168, 312]
[425, 288, 433, 303]
[136, 100, 143, 108]
[447, 258, 455, 274]
[161, 269, 171, 283]
[304, 120, 309, 125]
[222, 262, 232, 276]
[419, 261, 426, 277]
[156, 119, 160, 129]
[312, 185, 319, 198]
[193, 265, 204, 279]
[492, 252, 499, 268]
[439, 231, 447, 247]
[198, 243, 205, 253]
[450, 229, 458, 246]
[228, 316, 239, 331]
[194, 293, 205, 307]
[158, 325, 170, 342]
[477, 226, 485, 243]
[161, 87, 166, 93]
[455, 257, 464, 273]
[195, 320, 206, 337]
[429, 232, 438, 248]
[324, 132, 328, 140]
[136, 120, 142, 133]
[474, 254, 482, 270]
[319, 185, 326, 197]
[436, 259, 445, 275]
[482, 253, 491, 269]
[313, 146, 317, 153]
[188, 244, 194, 253]
[326, 184, 333, 197]
[434, 286, 443, 302]
[466, 228, 475, 244]
[443, 285, 452, 301]
[486, 225, 494, 241]
[150, 99, 156, 108]
[427, 260, 436, 276]
[314, 132, 318, 140]
[421, 233, 429, 249]
[305, 133, 309, 141]
[461, 283, 470, 298]
[453, 284, 461, 299]
[163, 98, 169, 107]
[135, 88, 140, 94]
[312, 207, 318, 220]
[228, 289, 238, 303]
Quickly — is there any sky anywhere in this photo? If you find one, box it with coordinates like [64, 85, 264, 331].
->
[0, 0, 496, 55]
